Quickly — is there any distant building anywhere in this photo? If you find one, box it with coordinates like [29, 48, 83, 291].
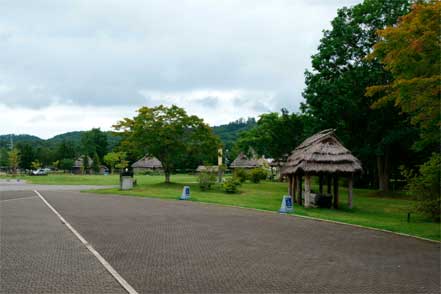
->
[196, 165, 219, 173]
[230, 153, 268, 169]
[131, 156, 163, 173]
[72, 155, 107, 174]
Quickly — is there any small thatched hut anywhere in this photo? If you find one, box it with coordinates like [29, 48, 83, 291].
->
[72, 155, 107, 174]
[230, 153, 266, 169]
[196, 165, 219, 173]
[281, 129, 362, 209]
[131, 156, 163, 173]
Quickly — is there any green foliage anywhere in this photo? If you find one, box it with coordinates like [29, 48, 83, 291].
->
[81, 128, 108, 160]
[367, 1, 440, 151]
[0, 148, 10, 167]
[236, 109, 305, 161]
[16, 143, 36, 170]
[249, 168, 268, 183]
[59, 158, 74, 172]
[8, 149, 20, 174]
[222, 177, 241, 194]
[233, 168, 248, 183]
[402, 153, 440, 222]
[198, 171, 217, 191]
[113, 105, 220, 183]
[301, 0, 413, 190]
[91, 153, 100, 174]
[56, 139, 76, 160]
[31, 160, 42, 170]
[104, 151, 127, 174]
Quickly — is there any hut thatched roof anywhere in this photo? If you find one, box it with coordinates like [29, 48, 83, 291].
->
[73, 155, 93, 168]
[281, 129, 362, 175]
[131, 156, 162, 169]
[196, 165, 219, 172]
[230, 153, 265, 169]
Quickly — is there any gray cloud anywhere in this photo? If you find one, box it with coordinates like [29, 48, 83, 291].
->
[0, 0, 362, 126]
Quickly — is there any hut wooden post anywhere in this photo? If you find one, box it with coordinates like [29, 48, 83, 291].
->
[333, 175, 339, 209]
[348, 174, 353, 209]
[304, 175, 311, 208]
[288, 175, 293, 197]
[292, 175, 297, 203]
[297, 175, 302, 205]
[319, 174, 324, 195]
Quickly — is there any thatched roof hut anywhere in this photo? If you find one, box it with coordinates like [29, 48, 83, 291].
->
[282, 129, 362, 209]
[230, 153, 265, 169]
[131, 156, 162, 171]
[281, 129, 362, 175]
[196, 165, 219, 173]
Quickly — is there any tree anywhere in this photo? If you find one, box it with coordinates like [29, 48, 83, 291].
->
[8, 149, 20, 175]
[16, 143, 36, 170]
[235, 109, 305, 161]
[91, 153, 100, 174]
[114, 105, 220, 183]
[366, 0, 440, 151]
[301, 0, 413, 191]
[59, 158, 74, 173]
[104, 151, 127, 174]
[0, 148, 9, 168]
[31, 160, 42, 170]
[56, 139, 76, 160]
[81, 128, 108, 160]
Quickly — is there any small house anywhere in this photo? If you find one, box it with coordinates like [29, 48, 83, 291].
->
[131, 156, 163, 173]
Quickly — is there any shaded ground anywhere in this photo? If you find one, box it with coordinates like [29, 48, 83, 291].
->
[33, 190, 441, 293]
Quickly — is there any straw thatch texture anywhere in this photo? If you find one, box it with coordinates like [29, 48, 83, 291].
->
[196, 165, 219, 172]
[230, 153, 263, 169]
[131, 156, 163, 169]
[281, 129, 362, 175]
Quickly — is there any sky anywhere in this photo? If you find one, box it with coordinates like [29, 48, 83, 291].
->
[0, 0, 362, 139]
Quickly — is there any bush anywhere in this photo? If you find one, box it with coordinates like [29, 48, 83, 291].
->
[198, 171, 217, 191]
[402, 153, 440, 222]
[249, 168, 268, 183]
[233, 168, 248, 183]
[222, 177, 241, 193]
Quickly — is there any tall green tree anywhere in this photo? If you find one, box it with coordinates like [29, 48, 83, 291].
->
[81, 128, 108, 160]
[56, 139, 76, 160]
[366, 0, 440, 151]
[301, 0, 413, 191]
[114, 105, 220, 183]
[104, 151, 127, 174]
[0, 148, 9, 168]
[16, 143, 36, 170]
[235, 109, 305, 161]
[8, 149, 20, 175]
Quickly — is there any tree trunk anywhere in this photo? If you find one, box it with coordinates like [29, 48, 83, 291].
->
[377, 151, 390, 192]
[165, 172, 171, 183]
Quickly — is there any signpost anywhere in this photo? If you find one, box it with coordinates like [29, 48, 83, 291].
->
[180, 186, 191, 200]
[279, 195, 293, 213]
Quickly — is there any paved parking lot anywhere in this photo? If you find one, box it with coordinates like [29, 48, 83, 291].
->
[1, 186, 440, 293]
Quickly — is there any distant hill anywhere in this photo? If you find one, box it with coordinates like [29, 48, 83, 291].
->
[212, 118, 256, 150]
[0, 118, 256, 151]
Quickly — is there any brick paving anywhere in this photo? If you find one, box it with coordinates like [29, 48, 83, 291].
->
[38, 190, 440, 294]
[0, 191, 125, 294]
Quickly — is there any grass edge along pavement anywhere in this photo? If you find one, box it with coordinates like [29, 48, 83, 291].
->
[82, 174, 439, 242]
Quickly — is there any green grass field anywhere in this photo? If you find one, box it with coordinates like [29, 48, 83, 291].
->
[4, 173, 440, 241]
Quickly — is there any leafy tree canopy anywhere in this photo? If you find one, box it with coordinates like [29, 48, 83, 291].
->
[366, 0, 441, 150]
[114, 105, 220, 183]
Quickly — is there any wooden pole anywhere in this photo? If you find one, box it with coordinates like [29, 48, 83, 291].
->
[292, 175, 297, 203]
[348, 174, 353, 209]
[304, 175, 311, 207]
[288, 175, 293, 197]
[333, 175, 339, 209]
[297, 175, 303, 205]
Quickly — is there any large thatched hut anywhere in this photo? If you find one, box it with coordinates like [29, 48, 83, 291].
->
[281, 129, 362, 209]
[230, 153, 267, 169]
[131, 156, 162, 173]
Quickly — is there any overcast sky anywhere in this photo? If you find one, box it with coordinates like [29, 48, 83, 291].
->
[0, 0, 361, 139]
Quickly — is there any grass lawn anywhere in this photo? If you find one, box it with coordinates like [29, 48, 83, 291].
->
[3, 173, 439, 241]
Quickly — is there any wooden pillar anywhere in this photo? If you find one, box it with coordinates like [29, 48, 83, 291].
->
[292, 175, 297, 203]
[288, 175, 293, 197]
[327, 174, 332, 195]
[297, 175, 303, 205]
[348, 174, 353, 209]
[333, 175, 339, 209]
[319, 174, 324, 195]
[304, 175, 311, 207]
